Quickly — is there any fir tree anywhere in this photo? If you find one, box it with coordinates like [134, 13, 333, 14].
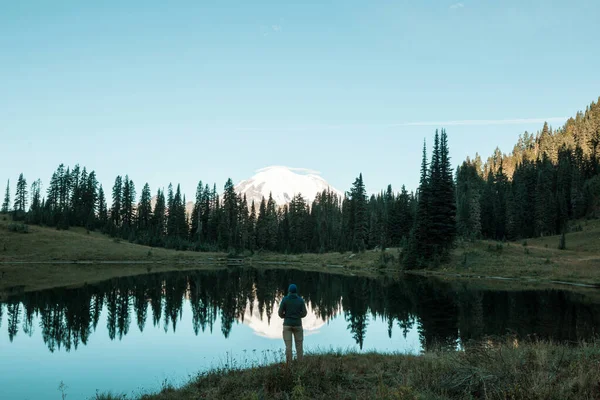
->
[83, 170, 98, 230]
[137, 183, 152, 233]
[121, 175, 136, 233]
[151, 188, 166, 244]
[248, 200, 257, 252]
[436, 129, 457, 253]
[2, 180, 10, 213]
[111, 176, 123, 231]
[97, 185, 108, 230]
[221, 178, 238, 250]
[255, 197, 268, 250]
[404, 140, 432, 268]
[13, 173, 28, 218]
[190, 181, 203, 242]
[265, 193, 278, 251]
[27, 179, 42, 225]
[239, 194, 249, 251]
[349, 173, 368, 252]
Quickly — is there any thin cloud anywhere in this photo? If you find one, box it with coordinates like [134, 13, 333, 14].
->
[256, 166, 321, 175]
[450, 2, 464, 9]
[232, 117, 567, 132]
[394, 117, 567, 127]
[259, 23, 283, 37]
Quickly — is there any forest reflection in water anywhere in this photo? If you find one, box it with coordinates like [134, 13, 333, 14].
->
[1, 267, 600, 354]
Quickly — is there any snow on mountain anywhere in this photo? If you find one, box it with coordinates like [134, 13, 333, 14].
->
[235, 166, 343, 207]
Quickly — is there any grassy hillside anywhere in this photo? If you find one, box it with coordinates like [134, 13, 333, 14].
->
[1, 213, 599, 295]
[91, 338, 600, 400]
[440, 218, 600, 285]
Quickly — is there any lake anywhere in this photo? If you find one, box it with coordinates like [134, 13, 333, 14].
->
[1, 267, 599, 399]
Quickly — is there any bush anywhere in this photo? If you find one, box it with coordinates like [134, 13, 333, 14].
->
[558, 232, 566, 250]
[377, 250, 396, 268]
[7, 223, 29, 233]
[486, 243, 503, 255]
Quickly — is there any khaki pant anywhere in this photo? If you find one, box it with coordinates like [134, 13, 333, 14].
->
[282, 325, 304, 364]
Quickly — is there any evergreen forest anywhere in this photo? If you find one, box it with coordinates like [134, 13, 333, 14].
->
[3, 98, 599, 269]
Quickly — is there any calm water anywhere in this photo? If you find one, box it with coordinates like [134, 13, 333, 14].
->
[1, 268, 600, 400]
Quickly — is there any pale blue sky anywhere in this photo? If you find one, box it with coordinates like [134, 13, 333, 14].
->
[1, 0, 599, 199]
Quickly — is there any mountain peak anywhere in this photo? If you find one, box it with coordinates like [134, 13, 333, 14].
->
[235, 166, 342, 206]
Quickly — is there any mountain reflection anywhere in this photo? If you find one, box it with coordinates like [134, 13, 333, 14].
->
[1, 268, 600, 353]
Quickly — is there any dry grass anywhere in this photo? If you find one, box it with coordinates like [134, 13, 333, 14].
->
[1, 213, 599, 295]
[441, 219, 600, 286]
[0, 214, 224, 263]
[128, 338, 600, 400]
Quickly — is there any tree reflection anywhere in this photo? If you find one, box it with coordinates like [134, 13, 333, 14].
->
[3, 268, 600, 353]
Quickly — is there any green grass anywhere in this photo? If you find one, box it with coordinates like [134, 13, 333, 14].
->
[1, 213, 599, 295]
[87, 337, 600, 400]
[438, 219, 600, 286]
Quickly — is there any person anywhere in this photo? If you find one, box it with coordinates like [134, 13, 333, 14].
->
[278, 283, 308, 364]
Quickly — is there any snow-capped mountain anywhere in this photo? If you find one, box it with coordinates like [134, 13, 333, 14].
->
[235, 166, 343, 207]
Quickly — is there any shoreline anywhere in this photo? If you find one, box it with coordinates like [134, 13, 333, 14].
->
[1, 216, 599, 294]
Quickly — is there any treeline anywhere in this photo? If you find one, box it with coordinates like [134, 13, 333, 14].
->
[1, 166, 419, 255]
[457, 98, 600, 241]
[2, 97, 599, 265]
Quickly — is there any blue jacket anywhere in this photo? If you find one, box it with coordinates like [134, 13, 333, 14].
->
[278, 293, 308, 327]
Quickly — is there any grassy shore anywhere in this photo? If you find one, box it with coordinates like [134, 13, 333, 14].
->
[1, 213, 599, 294]
[89, 338, 600, 400]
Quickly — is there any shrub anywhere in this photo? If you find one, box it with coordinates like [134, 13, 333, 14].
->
[558, 232, 566, 250]
[7, 223, 29, 233]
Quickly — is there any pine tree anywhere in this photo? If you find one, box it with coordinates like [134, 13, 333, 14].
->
[69, 165, 81, 225]
[493, 160, 508, 240]
[121, 175, 136, 234]
[349, 173, 368, 252]
[190, 181, 204, 242]
[248, 200, 257, 252]
[456, 160, 482, 240]
[221, 178, 238, 250]
[137, 183, 152, 234]
[397, 185, 413, 243]
[13, 173, 28, 218]
[166, 183, 175, 237]
[2, 180, 10, 213]
[289, 193, 309, 253]
[256, 197, 268, 250]
[404, 140, 432, 268]
[97, 185, 108, 230]
[428, 131, 444, 255]
[265, 193, 278, 251]
[239, 194, 249, 251]
[437, 129, 457, 252]
[170, 184, 187, 240]
[151, 188, 166, 245]
[535, 155, 556, 236]
[111, 176, 123, 231]
[480, 171, 496, 238]
[28, 179, 42, 225]
[83, 170, 98, 230]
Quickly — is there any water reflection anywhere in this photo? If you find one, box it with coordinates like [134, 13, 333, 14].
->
[1, 268, 600, 353]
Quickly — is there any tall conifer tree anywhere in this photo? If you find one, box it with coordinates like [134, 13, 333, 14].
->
[2, 180, 10, 213]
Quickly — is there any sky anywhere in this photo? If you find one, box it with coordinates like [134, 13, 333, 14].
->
[1, 0, 600, 200]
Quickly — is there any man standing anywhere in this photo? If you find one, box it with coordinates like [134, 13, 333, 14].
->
[278, 283, 308, 364]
